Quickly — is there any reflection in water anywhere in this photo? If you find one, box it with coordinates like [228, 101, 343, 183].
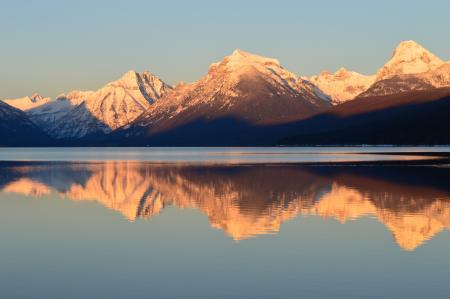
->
[1, 162, 450, 251]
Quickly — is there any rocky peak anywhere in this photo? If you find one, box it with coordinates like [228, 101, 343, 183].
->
[335, 67, 350, 78]
[106, 70, 171, 100]
[3, 93, 51, 111]
[208, 49, 281, 76]
[376, 40, 444, 80]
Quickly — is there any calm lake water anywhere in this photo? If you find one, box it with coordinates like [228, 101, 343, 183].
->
[0, 147, 449, 298]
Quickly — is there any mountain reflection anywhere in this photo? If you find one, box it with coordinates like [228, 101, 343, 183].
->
[1, 162, 450, 251]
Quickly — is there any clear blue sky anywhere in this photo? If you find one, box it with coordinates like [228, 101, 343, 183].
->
[1, 0, 449, 98]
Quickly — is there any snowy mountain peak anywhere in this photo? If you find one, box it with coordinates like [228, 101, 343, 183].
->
[320, 70, 332, 76]
[3, 93, 51, 111]
[376, 40, 444, 80]
[206, 50, 295, 87]
[209, 49, 281, 74]
[115, 69, 139, 84]
[394, 40, 430, 54]
[201, 49, 329, 105]
[55, 90, 93, 105]
[30, 93, 45, 102]
[32, 70, 173, 139]
[308, 68, 375, 104]
[125, 50, 331, 141]
[335, 67, 351, 78]
[392, 40, 443, 64]
[232, 48, 246, 56]
[107, 70, 163, 90]
[359, 61, 450, 98]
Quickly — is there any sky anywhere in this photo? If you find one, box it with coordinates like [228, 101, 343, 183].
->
[1, 0, 449, 99]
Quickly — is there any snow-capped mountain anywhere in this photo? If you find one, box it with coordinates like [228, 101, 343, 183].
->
[376, 40, 444, 80]
[0, 101, 50, 146]
[309, 40, 449, 102]
[358, 41, 450, 98]
[28, 71, 171, 139]
[27, 90, 93, 134]
[308, 68, 375, 104]
[2, 40, 449, 146]
[2, 93, 50, 111]
[359, 63, 450, 97]
[120, 49, 331, 144]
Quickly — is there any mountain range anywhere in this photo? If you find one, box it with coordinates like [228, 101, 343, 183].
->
[1, 40, 449, 146]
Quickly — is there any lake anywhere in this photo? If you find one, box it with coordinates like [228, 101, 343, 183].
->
[0, 147, 449, 298]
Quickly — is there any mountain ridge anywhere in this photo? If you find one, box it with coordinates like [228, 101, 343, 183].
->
[116, 49, 331, 145]
[3, 93, 50, 111]
[280, 87, 450, 145]
[308, 40, 450, 102]
[22, 71, 172, 139]
[1, 40, 449, 146]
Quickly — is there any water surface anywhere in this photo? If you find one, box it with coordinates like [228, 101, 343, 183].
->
[0, 148, 449, 298]
[1, 146, 449, 163]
